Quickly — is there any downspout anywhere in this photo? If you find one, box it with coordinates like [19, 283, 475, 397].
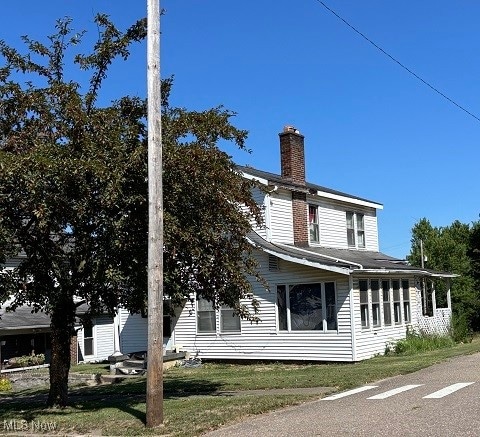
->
[264, 192, 273, 242]
[349, 275, 357, 362]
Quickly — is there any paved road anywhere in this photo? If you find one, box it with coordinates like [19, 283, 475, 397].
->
[205, 352, 480, 436]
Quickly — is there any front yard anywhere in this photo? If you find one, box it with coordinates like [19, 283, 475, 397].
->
[1, 337, 480, 436]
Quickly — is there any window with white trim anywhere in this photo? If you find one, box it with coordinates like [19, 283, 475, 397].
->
[277, 285, 288, 331]
[197, 298, 216, 333]
[382, 279, 392, 326]
[197, 297, 240, 334]
[220, 305, 241, 332]
[83, 325, 94, 356]
[402, 279, 411, 323]
[359, 280, 369, 329]
[277, 282, 337, 332]
[392, 280, 401, 325]
[359, 278, 410, 329]
[371, 279, 381, 327]
[309, 205, 319, 243]
[346, 212, 366, 249]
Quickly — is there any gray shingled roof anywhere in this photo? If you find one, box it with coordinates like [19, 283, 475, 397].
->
[248, 232, 455, 278]
[0, 306, 51, 331]
[237, 165, 382, 207]
[0, 301, 92, 332]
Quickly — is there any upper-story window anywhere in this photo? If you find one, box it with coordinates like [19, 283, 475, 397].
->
[309, 205, 319, 243]
[346, 212, 365, 249]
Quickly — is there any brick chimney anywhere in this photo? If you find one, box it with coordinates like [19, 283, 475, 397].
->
[279, 126, 308, 246]
[279, 126, 305, 186]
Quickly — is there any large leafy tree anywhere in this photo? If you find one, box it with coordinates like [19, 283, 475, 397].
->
[408, 218, 480, 332]
[0, 17, 263, 407]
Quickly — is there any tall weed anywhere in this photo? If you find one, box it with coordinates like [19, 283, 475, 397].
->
[386, 330, 455, 355]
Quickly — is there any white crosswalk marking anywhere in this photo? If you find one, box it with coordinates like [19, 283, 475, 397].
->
[423, 382, 475, 399]
[367, 384, 423, 400]
[322, 386, 377, 400]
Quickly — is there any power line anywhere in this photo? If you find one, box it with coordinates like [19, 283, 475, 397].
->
[315, 0, 480, 124]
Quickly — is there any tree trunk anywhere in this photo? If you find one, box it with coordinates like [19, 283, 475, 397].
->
[47, 297, 75, 407]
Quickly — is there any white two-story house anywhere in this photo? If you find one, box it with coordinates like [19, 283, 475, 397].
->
[1, 127, 454, 364]
[171, 126, 454, 362]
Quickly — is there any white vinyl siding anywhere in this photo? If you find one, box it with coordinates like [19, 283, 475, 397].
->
[173, 251, 354, 362]
[95, 317, 115, 360]
[77, 316, 114, 363]
[364, 214, 379, 251]
[318, 204, 347, 248]
[119, 310, 148, 353]
[250, 187, 268, 239]
[269, 189, 294, 244]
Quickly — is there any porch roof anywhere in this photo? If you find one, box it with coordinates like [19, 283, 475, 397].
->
[0, 305, 51, 332]
[248, 232, 456, 278]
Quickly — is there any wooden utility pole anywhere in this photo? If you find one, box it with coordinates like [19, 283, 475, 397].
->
[420, 239, 427, 315]
[146, 0, 163, 428]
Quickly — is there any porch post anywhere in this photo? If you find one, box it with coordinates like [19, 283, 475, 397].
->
[446, 278, 452, 310]
[431, 280, 437, 314]
[112, 310, 122, 356]
[348, 276, 356, 362]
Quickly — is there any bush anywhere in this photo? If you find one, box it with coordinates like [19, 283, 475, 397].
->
[9, 353, 46, 368]
[386, 330, 455, 355]
[450, 313, 473, 343]
[0, 378, 12, 392]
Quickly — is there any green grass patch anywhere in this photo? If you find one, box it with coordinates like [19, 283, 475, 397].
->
[1, 336, 479, 435]
[70, 362, 111, 375]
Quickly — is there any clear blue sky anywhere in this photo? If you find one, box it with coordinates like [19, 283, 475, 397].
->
[2, 1, 480, 259]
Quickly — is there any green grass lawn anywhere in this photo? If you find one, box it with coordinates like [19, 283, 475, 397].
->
[1, 337, 480, 436]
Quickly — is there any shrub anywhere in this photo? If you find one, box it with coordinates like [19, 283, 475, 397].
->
[385, 329, 455, 355]
[0, 378, 12, 392]
[450, 313, 473, 343]
[9, 353, 46, 368]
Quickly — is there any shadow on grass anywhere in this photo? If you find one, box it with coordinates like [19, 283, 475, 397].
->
[0, 376, 224, 426]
